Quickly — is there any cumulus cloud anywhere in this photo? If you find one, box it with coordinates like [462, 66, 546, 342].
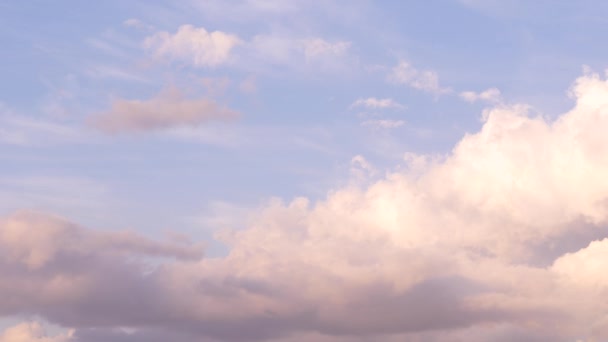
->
[388, 60, 451, 95]
[350, 97, 404, 110]
[4, 71, 608, 341]
[143, 25, 242, 68]
[90, 87, 238, 133]
[460, 87, 502, 103]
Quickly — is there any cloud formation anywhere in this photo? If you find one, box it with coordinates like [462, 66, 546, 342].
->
[3, 71, 608, 341]
[90, 87, 238, 133]
[460, 87, 502, 103]
[144, 25, 242, 68]
[142, 24, 351, 73]
[350, 97, 404, 110]
[388, 61, 451, 95]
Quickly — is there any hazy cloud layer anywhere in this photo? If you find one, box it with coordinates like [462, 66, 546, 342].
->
[0, 322, 73, 342]
[3, 72, 608, 341]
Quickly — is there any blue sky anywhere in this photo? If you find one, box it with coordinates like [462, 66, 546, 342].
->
[2, 1, 608, 341]
[2, 0, 599, 231]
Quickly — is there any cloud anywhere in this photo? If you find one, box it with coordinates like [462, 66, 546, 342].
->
[142, 24, 352, 73]
[143, 25, 242, 68]
[360, 119, 405, 129]
[388, 60, 451, 95]
[239, 75, 257, 94]
[90, 87, 239, 133]
[302, 38, 351, 60]
[350, 97, 404, 110]
[460, 87, 502, 103]
[0, 112, 84, 146]
[0, 322, 74, 342]
[246, 35, 352, 72]
[4, 71, 608, 341]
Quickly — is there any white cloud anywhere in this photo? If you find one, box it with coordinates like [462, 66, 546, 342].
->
[90, 87, 239, 133]
[4, 71, 608, 341]
[460, 87, 502, 103]
[388, 60, 451, 95]
[350, 97, 404, 110]
[143, 25, 242, 68]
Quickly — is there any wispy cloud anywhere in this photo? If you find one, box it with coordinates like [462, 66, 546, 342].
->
[361, 119, 405, 129]
[350, 97, 404, 110]
[388, 60, 451, 95]
[460, 87, 502, 103]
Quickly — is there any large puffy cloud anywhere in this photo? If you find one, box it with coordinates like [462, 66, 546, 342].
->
[90, 87, 238, 133]
[3, 71, 608, 341]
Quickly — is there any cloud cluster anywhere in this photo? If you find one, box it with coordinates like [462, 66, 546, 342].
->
[3, 71, 608, 341]
[90, 87, 238, 133]
[142, 24, 352, 73]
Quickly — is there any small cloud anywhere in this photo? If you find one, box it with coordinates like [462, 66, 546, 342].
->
[123, 18, 154, 31]
[350, 154, 377, 181]
[143, 25, 242, 68]
[239, 75, 257, 94]
[460, 87, 502, 103]
[302, 38, 351, 61]
[350, 97, 404, 110]
[361, 119, 405, 129]
[90, 87, 239, 134]
[388, 60, 451, 95]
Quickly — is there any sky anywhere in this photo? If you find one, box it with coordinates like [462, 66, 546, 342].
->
[1, 0, 608, 341]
